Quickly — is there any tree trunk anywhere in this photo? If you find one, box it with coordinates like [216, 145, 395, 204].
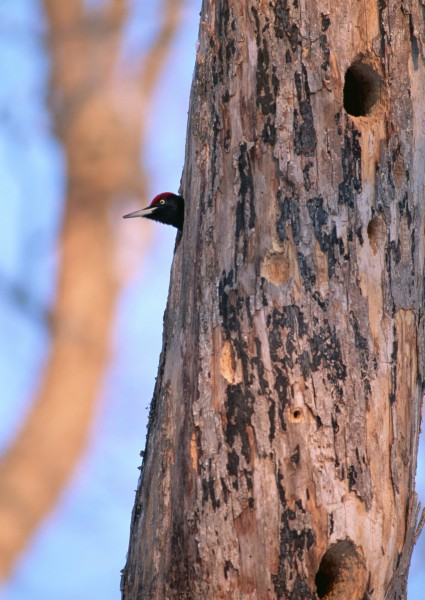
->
[122, 1, 425, 598]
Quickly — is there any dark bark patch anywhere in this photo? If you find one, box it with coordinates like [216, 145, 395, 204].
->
[251, 7, 277, 116]
[355, 226, 364, 245]
[348, 464, 357, 490]
[390, 239, 401, 265]
[290, 575, 316, 600]
[251, 337, 269, 394]
[202, 463, 220, 510]
[236, 142, 255, 240]
[201, 477, 209, 505]
[274, 0, 300, 53]
[226, 449, 239, 488]
[277, 470, 286, 504]
[245, 296, 254, 328]
[221, 477, 230, 504]
[312, 290, 328, 311]
[226, 38, 236, 62]
[291, 444, 300, 466]
[267, 306, 310, 426]
[272, 507, 316, 599]
[274, 371, 289, 427]
[298, 252, 316, 290]
[321, 14, 331, 31]
[349, 311, 372, 398]
[338, 123, 362, 207]
[307, 195, 345, 278]
[390, 331, 398, 404]
[268, 398, 276, 442]
[169, 520, 193, 592]
[224, 559, 234, 579]
[297, 350, 312, 379]
[224, 127, 231, 151]
[329, 513, 334, 536]
[193, 425, 203, 475]
[277, 191, 301, 244]
[294, 65, 317, 156]
[334, 111, 343, 135]
[244, 468, 253, 491]
[409, 14, 420, 70]
[257, 41, 276, 115]
[225, 383, 254, 463]
[262, 117, 277, 145]
[268, 306, 309, 355]
[319, 32, 330, 71]
[218, 270, 237, 336]
[399, 191, 413, 227]
[377, 0, 387, 58]
[302, 161, 314, 191]
[307, 195, 328, 231]
[309, 321, 347, 392]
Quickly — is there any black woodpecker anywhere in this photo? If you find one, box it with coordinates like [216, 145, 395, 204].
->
[123, 192, 184, 231]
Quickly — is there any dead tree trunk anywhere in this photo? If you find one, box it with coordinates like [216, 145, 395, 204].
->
[123, 1, 425, 598]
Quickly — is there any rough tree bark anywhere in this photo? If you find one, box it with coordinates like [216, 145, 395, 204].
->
[123, 1, 425, 598]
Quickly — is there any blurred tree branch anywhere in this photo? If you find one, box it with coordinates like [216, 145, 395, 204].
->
[0, 0, 185, 581]
[140, 0, 185, 100]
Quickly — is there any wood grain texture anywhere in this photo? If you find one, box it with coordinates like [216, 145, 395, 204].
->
[123, 1, 425, 598]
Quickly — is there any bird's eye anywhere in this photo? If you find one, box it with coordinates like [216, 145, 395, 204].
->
[160, 199, 165, 205]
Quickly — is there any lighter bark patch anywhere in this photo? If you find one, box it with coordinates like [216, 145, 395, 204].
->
[390, 310, 417, 494]
[220, 340, 242, 383]
[233, 506, 266, 594]
[392, 151, 407, 188]
[261, 237, 302, 300]
[314, 238, 329, 295]
[190, 432, 198, 472]
[394, 310, 417, 400]
[261, 246, 292, 284]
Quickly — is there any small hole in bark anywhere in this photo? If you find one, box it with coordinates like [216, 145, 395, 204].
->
[290, 408, 303, 423]
[315, 540, 367, 600]
[343, 62, 383, 116]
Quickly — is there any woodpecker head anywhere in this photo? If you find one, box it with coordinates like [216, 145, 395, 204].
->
[123, 192, 184, 231]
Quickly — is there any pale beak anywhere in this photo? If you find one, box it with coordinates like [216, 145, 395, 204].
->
[123, 206, 156, 219]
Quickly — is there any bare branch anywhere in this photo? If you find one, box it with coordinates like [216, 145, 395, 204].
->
[104, 0, 129, 25]
[42, 0, 84, 29]
[140, 0, 186, 110]
[0, 0, 185, 581]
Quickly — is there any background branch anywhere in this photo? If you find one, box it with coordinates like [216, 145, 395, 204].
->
[0, 0, 184, 581]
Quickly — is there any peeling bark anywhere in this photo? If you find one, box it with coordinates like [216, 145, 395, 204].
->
[123, 1, 425, 598]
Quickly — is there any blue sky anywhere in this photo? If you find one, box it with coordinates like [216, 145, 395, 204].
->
[0, 2, 423, 599]
[0, 1, 199, 598]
